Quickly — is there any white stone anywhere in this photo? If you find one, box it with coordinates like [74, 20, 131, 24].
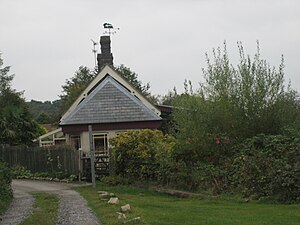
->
[121, 204, 131, 212]
[124, 217, 141, 224]
[98, 191, 110, 198]
[108, 197, 119, 204]
[116, 212, 126, 220]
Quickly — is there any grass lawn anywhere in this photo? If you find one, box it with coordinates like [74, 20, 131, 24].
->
[75, 183, 300, 225]
[20, 192, 59, 225]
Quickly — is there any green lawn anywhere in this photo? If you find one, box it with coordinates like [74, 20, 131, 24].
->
[75, 183, 300, 225]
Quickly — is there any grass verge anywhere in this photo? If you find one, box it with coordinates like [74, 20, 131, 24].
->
[20, 192, 59, 225]
[75, 182, 300, 225]
[0, 194, 12, 216]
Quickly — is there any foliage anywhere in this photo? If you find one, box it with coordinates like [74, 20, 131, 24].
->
[231, 134, 300, 203]
[20, 192, 59, 225]
[201, 42, 299, 137]
[76, 182, 300, 225]
[168, 42, 300, 199]
[0, 53, 14, 93]
[27, 100, 62, 124]
[11, 164, 32, 179]
[115, 64, 151, 97]
[60, 66, 97, 113]
[173, 42, 299, 161]
[0, 161, 13, 215]
[0, 54, 43, 145]
[11, 164, 77, 182]
[159, 87, 178, 106]
[110, 129, 176, 182]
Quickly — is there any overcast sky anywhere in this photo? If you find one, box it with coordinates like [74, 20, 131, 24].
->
[1, 0, 299, 101]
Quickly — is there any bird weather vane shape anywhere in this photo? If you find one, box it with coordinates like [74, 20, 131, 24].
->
[103, 23, 120, 36]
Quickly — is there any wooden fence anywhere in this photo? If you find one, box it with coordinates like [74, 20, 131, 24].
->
[0, 145, 79, 176]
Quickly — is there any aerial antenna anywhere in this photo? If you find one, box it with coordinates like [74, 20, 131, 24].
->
[90, 39, 98, 68]
[103, 22, 120, 36]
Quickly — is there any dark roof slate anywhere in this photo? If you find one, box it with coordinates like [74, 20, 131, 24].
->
[60, 76, 161, 125]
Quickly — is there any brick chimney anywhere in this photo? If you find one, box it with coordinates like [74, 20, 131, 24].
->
[97, 35, 113, 71]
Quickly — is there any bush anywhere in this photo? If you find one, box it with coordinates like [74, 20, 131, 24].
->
[11, 164, 32, 179]
[0, 161, 13, 214]
[110, 129, 176, 183]
[231, 134, 300, 203]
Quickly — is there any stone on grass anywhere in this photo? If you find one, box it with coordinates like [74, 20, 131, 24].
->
[116, 212, 126, 220]
[124, 217, 141, 224]
[121, 204, 131, 212]
[108, 197, 119, 204]
[98, 191, 110, 198]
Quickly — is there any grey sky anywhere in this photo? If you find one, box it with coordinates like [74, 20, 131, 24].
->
[1, 0, 299, 101]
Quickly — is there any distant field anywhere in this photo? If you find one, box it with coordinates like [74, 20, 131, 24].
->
[75, 183, 300, 225]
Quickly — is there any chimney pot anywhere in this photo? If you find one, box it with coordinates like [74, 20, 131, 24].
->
[97, 35, 113, 71]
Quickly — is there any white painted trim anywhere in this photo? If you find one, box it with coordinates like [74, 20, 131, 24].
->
[37, 128, 63, 140]
[60, 65, 160, 123]
[60, 76, 161, 125]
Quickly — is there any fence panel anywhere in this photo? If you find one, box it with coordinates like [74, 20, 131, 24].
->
[0, 145, 79, 176]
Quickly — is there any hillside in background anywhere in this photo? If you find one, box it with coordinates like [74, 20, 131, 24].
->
[27, 99, 62, 125]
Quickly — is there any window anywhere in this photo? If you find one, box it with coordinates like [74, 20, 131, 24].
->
[70, 135, 81, 150]
[93, 133, 108, 155]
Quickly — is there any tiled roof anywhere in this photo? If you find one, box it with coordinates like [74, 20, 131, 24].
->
[60, 76, 161, 125]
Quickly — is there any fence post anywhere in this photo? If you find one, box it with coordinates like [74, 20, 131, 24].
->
[78, 148, 82, 181]
[88, 125, 96, 188]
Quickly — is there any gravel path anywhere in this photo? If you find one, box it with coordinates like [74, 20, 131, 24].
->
[0, 189, 34, 225]
[0, 180, 100, 225]
[56, 190, 100, 225]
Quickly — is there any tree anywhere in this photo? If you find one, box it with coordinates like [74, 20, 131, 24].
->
[0, 53, 14, 93]
[173, 42, 300, 164]
[60, 66, 97, 113]
[115, 64, 151, 97]
[36, 112, 52, 124]
[27, 99, 63, 124]
[0, 53, 43, 145]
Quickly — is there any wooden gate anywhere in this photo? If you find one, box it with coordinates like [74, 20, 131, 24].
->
[80, 151, 109, 181]
[94, 151, 110, 176]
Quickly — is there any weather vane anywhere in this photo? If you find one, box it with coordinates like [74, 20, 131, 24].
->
[103, 22, 120, 36]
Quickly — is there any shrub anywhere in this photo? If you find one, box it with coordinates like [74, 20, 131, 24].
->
[231, 134, 300, 203]
[110, 129, 176, 183]
[0, 161, 13, 214]
[11, 164, 32, 179]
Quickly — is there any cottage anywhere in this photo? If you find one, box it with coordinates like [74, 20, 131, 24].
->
[58, 35, 162, 154]
[38, 35, 164, 156]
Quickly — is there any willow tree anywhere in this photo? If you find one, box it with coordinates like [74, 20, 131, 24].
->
[174, 42, 299, 164]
